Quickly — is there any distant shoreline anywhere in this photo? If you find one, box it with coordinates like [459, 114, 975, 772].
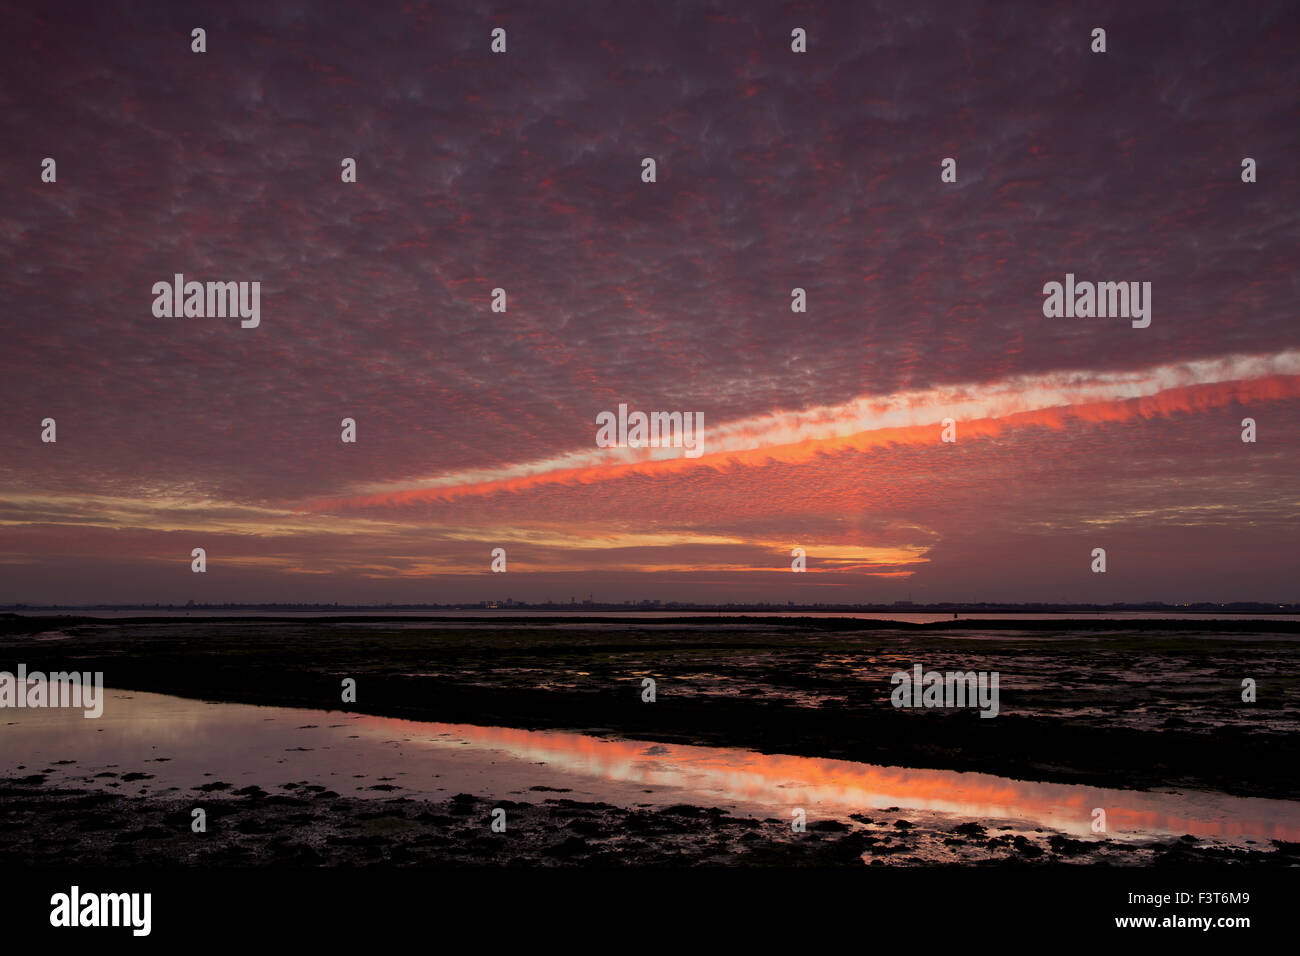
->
[5, 602, 1298, 615]
[5, 611, 1300, 633]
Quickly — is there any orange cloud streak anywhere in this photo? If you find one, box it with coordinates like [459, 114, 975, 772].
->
[309, 374, 1300, 512]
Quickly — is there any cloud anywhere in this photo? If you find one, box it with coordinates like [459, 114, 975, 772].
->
[0, 0, 1296, 602]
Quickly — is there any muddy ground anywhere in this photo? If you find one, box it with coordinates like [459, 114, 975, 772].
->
[3, 776, 1294, 867]
[3, 615, 1296, 800]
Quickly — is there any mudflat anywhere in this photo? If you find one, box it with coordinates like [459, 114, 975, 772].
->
[3, 779, 1295, 867]
[3, 614, 1297, 800]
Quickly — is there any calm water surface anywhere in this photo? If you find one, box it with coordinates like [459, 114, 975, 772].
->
[3, 688, 1297, 845]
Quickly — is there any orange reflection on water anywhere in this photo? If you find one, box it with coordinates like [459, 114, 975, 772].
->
[374, 719, 1300, 843]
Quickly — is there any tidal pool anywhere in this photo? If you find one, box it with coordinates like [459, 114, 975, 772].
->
[3, 688, 1297, 845]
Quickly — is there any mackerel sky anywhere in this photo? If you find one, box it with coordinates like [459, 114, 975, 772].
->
[1, 0, 1297, 605]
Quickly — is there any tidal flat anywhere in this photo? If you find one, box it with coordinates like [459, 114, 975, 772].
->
[1, 614, 1297, 866]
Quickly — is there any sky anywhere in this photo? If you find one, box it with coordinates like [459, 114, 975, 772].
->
[1, 0, 1297, 605]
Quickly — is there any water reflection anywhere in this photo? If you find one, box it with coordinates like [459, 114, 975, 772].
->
[398, 720, 1300, 842]
[3, 689, 1297, 844]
